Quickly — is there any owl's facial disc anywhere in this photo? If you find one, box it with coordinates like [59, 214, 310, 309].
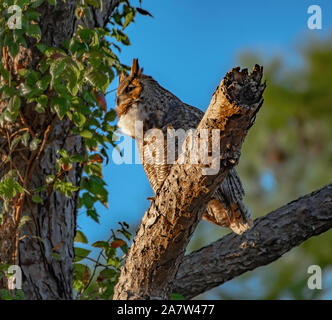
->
[115, 77, 143, 118]
[116, 58, 143, 118]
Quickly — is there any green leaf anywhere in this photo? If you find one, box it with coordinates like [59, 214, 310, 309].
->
[0, 64, 10, 82]
[8, 41, 20, 57]
[80, 130, 93, 139]
[49, 58, 66, 82]
[58, 149, 68, 158]
[79, 192, 95, 209]
[3, 111, 18, 123]
[123, 10, 135, 29]
[74, 263, 88, 274]
[18, 83, 35, 98]
[18, 216, 31, 229]
[36, 43, 48, 54]
[13, 29, 27, 48]
[85, 0, 100, 8]
[36, 74, 51, 91]
[39, 59, 50, 73]
[82, 90, 96, 105]
[32, 195, 42, 204]
[31, 0, 45, 8]
[69, 38, 85, 54]
[83, 176, 108, 206]
[74, 230, 88, 244]
[0, 178, 24, 199]
[67, 81, 79, 96]
[24, 8, 41, 21]
[86, 208, 99, 223]
[69, 154, 83, 163]
[73, 112, 86, 127]
[54, 180, 79, 197]
[104, 109, 117, 122]
[35, 95, 48, 113]
[111, 29, 130, 46]
[26, 70, 41, 86]
[107, 256, 121, 268]
[92, 241, 109, 249]
[100, 268, 117, 279]
[47, 0, 57, 5]
[84, 70, 109, 92]
[51, 97, 69, 119]
[25, 23, 41, 42]
[136, 7, 153, 17]
[74, 247, 91, 262]
[53, 81, 71, 99]
[77, 28, 95, 44]
[8, 96, 21, 113]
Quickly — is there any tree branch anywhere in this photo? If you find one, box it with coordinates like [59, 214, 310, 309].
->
[113, 66, 266, 300]
[172, 183, 332, 299]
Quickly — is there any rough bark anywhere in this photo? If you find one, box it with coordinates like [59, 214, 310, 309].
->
[0, 0, 121, 300]
[113, 66, 266, 299]
[172, 183, 332, 299]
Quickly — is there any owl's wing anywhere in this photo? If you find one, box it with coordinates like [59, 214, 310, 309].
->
[140, 136, 171, 193]
[203, 168, 252, 234]
[140, 122, 252, 234]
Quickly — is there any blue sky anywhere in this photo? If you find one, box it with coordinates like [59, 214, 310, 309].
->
[77, 0, 332, 248]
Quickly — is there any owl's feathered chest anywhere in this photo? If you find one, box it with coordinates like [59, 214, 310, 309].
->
[117, 103, 148, 137]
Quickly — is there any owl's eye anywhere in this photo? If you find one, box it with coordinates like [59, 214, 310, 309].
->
[125, 84, 135, 93]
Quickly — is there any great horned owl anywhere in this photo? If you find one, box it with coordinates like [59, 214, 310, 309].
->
[115, 59, 252, 234]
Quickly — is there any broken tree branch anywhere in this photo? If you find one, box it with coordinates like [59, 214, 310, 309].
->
[113, 66, 266, 300]
[172, 183, 332, 299]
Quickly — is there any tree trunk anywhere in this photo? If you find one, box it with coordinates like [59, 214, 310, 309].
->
[0, 0, 121, 300]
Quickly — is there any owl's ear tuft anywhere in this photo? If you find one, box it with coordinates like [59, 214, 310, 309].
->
[131, 58, 140, 76]
[119, 72, 126, 84]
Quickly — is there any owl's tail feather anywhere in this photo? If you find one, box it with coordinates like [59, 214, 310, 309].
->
[229, 201, 253, 234]
[203, 199, 252, 235]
